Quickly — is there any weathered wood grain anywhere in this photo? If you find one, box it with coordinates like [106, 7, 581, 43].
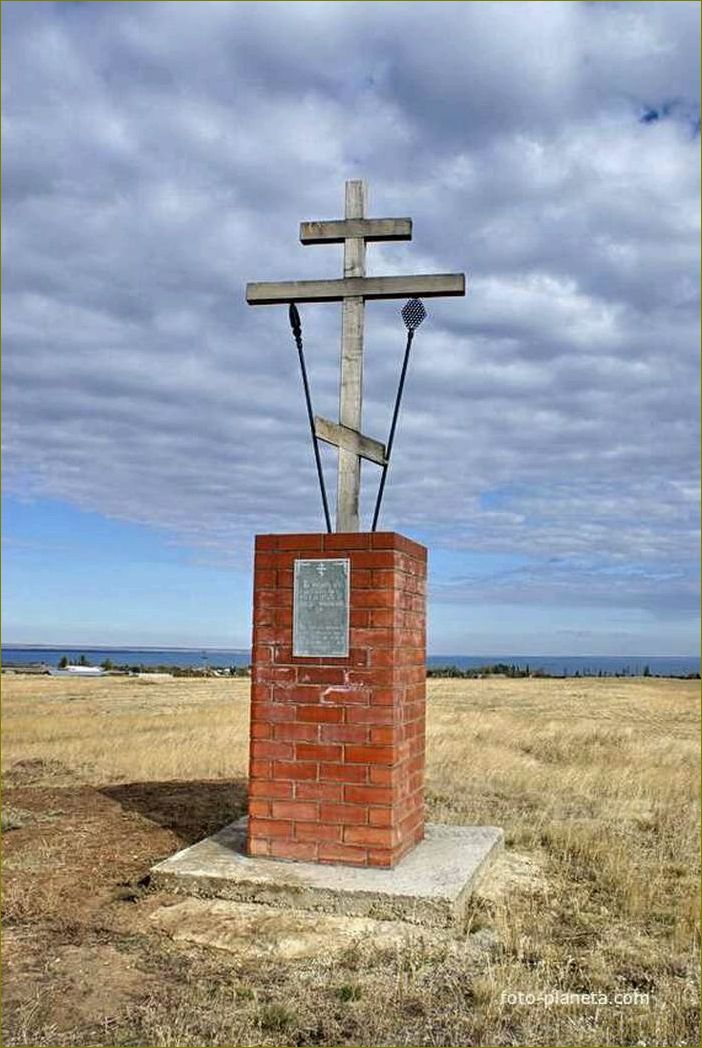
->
[314, 415, 386, 466]
[300, 218, 412, 244]
[336, 180, 367, 532]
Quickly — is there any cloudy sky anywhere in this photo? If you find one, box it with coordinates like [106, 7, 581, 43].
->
[3, 0, 699, 655]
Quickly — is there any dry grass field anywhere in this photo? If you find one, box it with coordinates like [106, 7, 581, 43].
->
[1, 673, 699, 1046]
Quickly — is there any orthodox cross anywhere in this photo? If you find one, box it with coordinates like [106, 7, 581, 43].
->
[246, 180, 465, 532]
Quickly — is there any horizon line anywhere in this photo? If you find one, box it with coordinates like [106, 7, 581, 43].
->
[1, 642, 699, 661]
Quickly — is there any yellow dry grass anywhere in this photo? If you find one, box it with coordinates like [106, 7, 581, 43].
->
[1, 674, 251, 783]
[1, 673, 699, 1046]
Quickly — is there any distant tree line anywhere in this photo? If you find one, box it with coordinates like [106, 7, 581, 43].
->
[58, 654, 92, 668]
[427, 663, 699, 680]
[428, 663, 536, 678]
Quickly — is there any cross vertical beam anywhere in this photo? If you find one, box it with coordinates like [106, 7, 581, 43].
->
[337, 180, 367, 532]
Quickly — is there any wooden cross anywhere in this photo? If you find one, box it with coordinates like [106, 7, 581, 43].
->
[246, 180, 465, 531]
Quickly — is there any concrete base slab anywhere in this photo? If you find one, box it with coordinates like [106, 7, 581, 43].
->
[150, 820, 503, 927]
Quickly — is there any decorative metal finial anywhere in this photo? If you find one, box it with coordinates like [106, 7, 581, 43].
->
[401, 298, 427, 331]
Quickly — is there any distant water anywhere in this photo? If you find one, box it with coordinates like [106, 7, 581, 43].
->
[1, 646, 252, 670]
[2, 646, 699, 677]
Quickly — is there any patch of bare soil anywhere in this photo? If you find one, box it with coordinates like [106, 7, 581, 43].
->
[1, 763, 248, 1044]
[3, 934, 155, 1032]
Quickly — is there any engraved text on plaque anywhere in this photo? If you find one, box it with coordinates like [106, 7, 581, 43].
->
[293, 558, 350, 657]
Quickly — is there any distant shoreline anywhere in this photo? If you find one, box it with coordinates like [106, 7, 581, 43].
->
[2, 644, 251, 653]
[2, 645, 699, 679]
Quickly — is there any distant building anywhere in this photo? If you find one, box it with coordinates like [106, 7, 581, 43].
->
[48, 665, 105, 677]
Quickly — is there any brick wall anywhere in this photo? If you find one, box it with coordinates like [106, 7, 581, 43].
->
[247, 532, 427, 868]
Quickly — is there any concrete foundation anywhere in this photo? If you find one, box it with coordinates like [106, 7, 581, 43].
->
[150, 818, 503, 927]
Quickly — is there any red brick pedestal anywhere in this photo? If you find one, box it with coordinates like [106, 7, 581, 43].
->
[247, 532, 427, 868]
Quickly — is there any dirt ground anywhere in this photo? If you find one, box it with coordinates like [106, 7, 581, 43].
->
[2, 764, 248, 1040]
[1, 674, 699, 1047]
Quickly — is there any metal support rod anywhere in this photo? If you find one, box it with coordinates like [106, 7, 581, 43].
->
[371, 328, 415, 531]
[288, 303, 332, 533]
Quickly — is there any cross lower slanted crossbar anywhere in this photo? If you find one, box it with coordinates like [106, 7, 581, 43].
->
[314, 416, 386, 466]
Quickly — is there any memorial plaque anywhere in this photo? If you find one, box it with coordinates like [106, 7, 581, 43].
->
[293, 558, 350, 657]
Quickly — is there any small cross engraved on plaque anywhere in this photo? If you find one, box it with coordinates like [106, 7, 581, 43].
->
[293, 558, 350, 657]
[246, 180, 466, 531]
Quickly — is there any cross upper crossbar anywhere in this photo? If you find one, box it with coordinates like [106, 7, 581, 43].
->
[245, 179, 466, 531]
[300, 218, 412, 243]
